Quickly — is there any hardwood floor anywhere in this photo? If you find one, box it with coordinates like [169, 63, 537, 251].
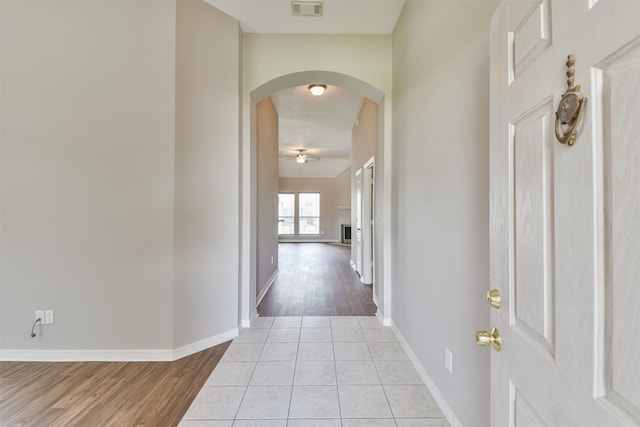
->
[0, 341, 230, 426]
[257, 242, 377, 316]
[0, 243, 373, 426]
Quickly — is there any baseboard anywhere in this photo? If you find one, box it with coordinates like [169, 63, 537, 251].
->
[173, 328, 238, 360]
[256, 268, 278, 306]
[380, 313, 392, 327]
[390, 321, 463, 427]
[279, 239, 340, 243]
[0, 328, 239, 362]
[0, 348, 174, 362]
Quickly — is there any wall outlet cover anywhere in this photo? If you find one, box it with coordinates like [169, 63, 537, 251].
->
[445, 348, 453, 373]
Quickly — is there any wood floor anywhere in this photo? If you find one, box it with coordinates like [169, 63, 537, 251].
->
[0, 243, 373, 426]
[257, 243, 377, 316]
[0, 341, 230, 427]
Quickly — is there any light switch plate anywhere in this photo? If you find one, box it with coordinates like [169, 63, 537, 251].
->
[445, 348, 453, 373]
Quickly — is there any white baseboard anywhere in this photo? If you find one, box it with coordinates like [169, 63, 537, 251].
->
[390, 321, 463, 427]
[375, 309, 391, 326]
[0, 348, 174, 362]
[257, 268, 278, 306]
[279, 239, 340, 243]
[0, 328, 239, 362]
[173, 328, 238, 360]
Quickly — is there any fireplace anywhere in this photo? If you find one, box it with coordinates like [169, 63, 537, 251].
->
[341, 224, 352, 244]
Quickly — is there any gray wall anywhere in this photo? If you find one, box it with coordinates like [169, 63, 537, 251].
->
[256, 97, 279, 299]
[391, 1, 498, 426]
[0, 0, 176, 350]
[1, 0, 242, 354]
[173, 0, 241, 348]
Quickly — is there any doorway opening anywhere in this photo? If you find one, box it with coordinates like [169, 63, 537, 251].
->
[241, 70, 389, 326]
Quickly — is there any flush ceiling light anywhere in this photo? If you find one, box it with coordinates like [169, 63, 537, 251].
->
[308, 84, 327, 97]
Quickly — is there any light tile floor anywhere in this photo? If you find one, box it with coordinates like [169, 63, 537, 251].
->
[179, 316, 450, 427]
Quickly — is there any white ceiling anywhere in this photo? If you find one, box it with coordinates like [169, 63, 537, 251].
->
[272, 85, 364, 178]
[207, 0, 402, 178]
[205, 0, 405, 34]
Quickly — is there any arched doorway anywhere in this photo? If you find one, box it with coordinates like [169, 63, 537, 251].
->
[240, 70, 391, 327]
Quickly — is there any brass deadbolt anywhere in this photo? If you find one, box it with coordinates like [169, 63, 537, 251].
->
[487, 289, 501, 309]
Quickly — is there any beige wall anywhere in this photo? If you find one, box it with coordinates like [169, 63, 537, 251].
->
[334, 167, 351, 208]
[392, 1, 499, 425]
[279, 174, 350, 243]
[352, 99, 379, 171]
[256, 97, 279, 299]
[334, 167, 352, 240]
[0, 0, 176, 351]
[173, 0, 241, 348]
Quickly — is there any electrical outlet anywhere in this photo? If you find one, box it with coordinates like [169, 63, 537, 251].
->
[35, 310, 44, 322]
[45, 310, 54, 325]
[445, 348, 453, 374]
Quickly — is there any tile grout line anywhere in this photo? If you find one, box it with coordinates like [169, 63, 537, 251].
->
[364, 317, 400, 426]
[330, 319, 344, 427]
[230, 322, 268, 423]
[285, 316, 302, 423]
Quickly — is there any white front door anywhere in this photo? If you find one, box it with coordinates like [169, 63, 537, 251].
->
[489, 0, 640, 425]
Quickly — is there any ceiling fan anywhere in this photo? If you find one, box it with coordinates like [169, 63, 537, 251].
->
[284, 149, 320, 164]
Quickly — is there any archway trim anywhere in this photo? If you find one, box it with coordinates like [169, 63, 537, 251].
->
[250, 70, 384, 103]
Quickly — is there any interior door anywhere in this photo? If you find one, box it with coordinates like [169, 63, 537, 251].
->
[361, 161, 374, 285]
[489, 0, 640, 425]
[355, 169, 362, 275]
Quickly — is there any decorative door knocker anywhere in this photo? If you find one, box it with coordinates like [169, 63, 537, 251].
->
[555, 54, 587, 146]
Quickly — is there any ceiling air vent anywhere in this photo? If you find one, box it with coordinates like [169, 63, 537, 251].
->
[292, 1, 323, 17]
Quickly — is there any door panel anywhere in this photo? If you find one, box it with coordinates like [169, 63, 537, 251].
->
[510, 0, 552, 80]
[490, 0, 640, 425]
[513, 385, 547, 427]
[598, 41, 640, 421]
[511, 99, 556, 358]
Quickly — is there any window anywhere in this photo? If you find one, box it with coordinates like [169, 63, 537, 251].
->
[278, 192, 321, 235]
[278, 193, 295, 235]
[298, 192, 320, 235]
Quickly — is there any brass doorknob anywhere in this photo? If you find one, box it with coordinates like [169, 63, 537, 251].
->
[487, 289, 501, 309]
[475, 328, 501, 351]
